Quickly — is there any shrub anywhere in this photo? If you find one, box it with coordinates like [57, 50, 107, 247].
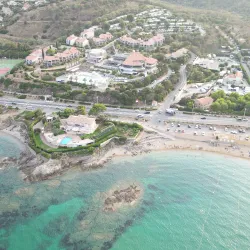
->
[17, 95, 27, 99]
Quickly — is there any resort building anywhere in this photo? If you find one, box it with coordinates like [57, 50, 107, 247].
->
[25, 49, 43, 65]
[93, 32, 113, 46]
[223, 71, 243, 86]
[119, 51, 158, 75]
[119, 34, 165, 50]
[43, 47, 80, 66]
[80, 26, 98, 39]
[61, 115, 97, 134]
[66, 34, 78, 46]
[75, 37, 89, 48]
[86, 49, 107, 63]
[26, 46, 80, 66]
[195, 96, 214, 109]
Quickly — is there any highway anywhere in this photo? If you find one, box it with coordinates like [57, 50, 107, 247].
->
[0, 97, 143, 117]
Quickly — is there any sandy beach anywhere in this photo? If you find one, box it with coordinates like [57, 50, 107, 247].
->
[92, 130, 250, 166]
[1, 113, 250, 181]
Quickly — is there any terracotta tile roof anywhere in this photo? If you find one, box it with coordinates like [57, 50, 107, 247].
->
[195, 97, 213, 106]
[122, 51, 157, 67]
[66, 34, 78, 41]
[76, 37, 88, 43]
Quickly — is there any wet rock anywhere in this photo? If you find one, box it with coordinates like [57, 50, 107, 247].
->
[103, 185, 142, 212]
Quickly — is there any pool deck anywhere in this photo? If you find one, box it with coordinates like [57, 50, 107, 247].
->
[43, 133, 94, 148]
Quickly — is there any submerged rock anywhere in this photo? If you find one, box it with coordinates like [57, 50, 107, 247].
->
[103, 184, 142, 212]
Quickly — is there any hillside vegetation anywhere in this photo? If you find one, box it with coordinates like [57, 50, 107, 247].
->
[162, 0, 250, 18]
[6, 0, 143, 41]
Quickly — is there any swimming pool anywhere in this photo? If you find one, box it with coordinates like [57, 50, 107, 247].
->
[60, 137, 72, 145]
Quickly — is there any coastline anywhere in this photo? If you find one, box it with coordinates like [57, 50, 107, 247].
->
[93, 135, 250, 168]
[1, 117, 250, 181]
[0, 130, 27, 151]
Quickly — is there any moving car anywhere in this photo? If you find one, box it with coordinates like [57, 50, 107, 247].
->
[201, 117, 206, 120]
[144, 111, 150, 114]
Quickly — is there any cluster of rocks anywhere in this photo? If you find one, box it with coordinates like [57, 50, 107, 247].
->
[104, 185, 141, 212]
[0, 156, 18, 169]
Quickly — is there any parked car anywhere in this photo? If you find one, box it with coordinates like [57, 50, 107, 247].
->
[202, 132, 205, 136]
[188, 125, 191, 128]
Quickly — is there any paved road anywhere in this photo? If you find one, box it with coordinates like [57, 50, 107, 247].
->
[0, 97, 143, 117]
[150, 52, 196, 125]
[148, 69, 172, 89]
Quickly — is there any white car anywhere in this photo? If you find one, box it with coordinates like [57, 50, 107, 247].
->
[224, 127, 228, 132]
[202, 132, 205, 136]
[231, 131, 238, 134]
[171, 123, 174, 127]
[246, 137, 249, 141]
[213, 127, 217, 131]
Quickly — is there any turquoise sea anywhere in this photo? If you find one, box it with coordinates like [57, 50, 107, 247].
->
[1, 135, 250, 250]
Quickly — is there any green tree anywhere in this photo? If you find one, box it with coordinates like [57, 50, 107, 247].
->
[127, 14, 134, 22]
[211, 90, 226, 100]
[88, 103, 106, 115]
[102, 22, 110, 31]
[76, 105, 86, 115]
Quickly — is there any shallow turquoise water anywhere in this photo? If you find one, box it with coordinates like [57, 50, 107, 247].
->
[1, 135, 250, 249]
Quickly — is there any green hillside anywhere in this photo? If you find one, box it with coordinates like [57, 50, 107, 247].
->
[162, 0, 250, 18]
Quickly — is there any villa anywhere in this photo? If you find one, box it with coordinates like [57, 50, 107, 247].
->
[25, 49, 43, 64]
[66, 34, 78, 46]
[119, 51, 158, 75]
[119, 34, 164, 50]
[93, 32, 113, 46]
[195, 96, 213, 109]
[61, 115, 97, 134]
[223, 71, 243, 86]
[75, 37, 89, 48]
[80, 26, 97, 39]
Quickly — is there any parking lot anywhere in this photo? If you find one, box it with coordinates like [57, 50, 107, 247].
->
[164, 121, 249, 141]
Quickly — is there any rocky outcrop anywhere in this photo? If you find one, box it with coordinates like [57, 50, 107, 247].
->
[104, 184, 141, 212]
[0, 157, 18, 169]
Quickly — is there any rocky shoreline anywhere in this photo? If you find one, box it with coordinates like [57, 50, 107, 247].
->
[1, 114, 250, 183]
